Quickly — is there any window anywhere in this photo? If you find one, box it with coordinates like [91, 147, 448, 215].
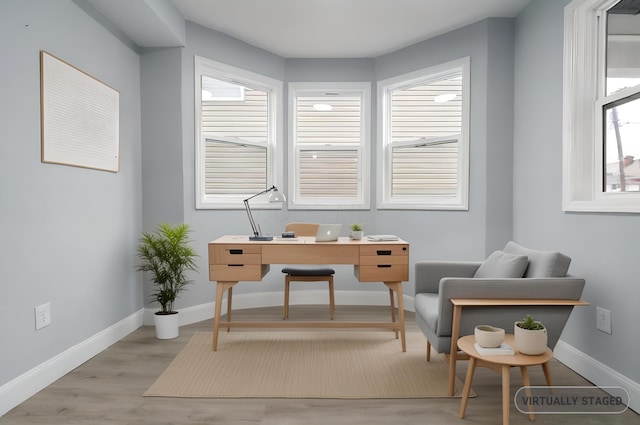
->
[563, 0, 640, 212]
[377, 58, 470, 210]
[195, 57, 283, 209]
[288, 83, 371, 209]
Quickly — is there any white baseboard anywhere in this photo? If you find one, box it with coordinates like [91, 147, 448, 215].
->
[554, 340, 639, 414]
[143, 289, 416, 326]
[0, 309, 143, 417]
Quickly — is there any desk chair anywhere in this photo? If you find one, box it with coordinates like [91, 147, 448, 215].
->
[282, 223, 335, 320]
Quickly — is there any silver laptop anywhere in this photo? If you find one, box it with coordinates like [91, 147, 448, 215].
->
[315, 224, 342, 242]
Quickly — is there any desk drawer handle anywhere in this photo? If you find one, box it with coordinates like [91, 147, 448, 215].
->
[377, 265, 392, 268]
[229, 249, 244, 255]
[228, 264, 244, 267]
[376, 250, 392, 255]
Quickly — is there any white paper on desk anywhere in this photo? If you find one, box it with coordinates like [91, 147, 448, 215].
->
[366, 235, 399, 241]
[474, 342, 515, 356]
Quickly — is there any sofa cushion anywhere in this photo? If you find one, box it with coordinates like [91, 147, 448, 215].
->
[503, 241, 571, 278]
[473, 250, 528, 278]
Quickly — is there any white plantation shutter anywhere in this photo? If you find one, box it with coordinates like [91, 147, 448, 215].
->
[299, 149, 359, 197]
[195, 56, 282, 209]
[201, 83, 269, 196]
[289, 83, 370, 208]
[379, 58, 469, 209]
[391, 138, 459, 197]
[390, 76, 462, 198]
[204, 138, 267, 195]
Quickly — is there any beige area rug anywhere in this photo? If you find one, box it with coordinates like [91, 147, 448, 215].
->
[144, 331, 472, 399]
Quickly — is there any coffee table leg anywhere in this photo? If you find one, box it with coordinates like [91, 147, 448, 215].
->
[501, 365, 510, 425]
[520, 366, 535, 421]
[459, 356, 477, 418]
[541, 361, 553, 387]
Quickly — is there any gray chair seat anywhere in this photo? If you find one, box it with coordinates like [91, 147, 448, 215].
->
[282, 266, 335, 276]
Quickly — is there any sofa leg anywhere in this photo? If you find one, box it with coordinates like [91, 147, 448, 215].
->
[426, 341, 431, 362]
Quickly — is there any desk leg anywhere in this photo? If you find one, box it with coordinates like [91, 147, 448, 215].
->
[502, 365, 511, 425]
[384, 282, 405, 352]
[459, 356, 476, 418]
[213, 281, 237, 351]
[226, 286, 233, 332]
[388, 288, 398, 339]
[448, 304, 463, 396]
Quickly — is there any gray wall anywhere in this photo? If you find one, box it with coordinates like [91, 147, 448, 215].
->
[514, 0, 640, 384]
[0, 0, 142, 386]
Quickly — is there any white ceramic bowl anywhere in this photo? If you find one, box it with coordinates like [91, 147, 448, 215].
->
[474, 325, 506, 348]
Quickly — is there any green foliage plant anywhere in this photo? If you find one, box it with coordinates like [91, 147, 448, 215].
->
[515, 314, 545, 330]
[137, 223, 198, 314]
[350, 223, 363, 232]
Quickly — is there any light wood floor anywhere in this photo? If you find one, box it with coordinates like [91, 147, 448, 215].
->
[2, 305, 637, 424]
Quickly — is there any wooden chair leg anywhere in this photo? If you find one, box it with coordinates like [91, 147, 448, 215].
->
[328, 277, 335, 320]
[426, 340, 431, 361]
[283, 278, 290, 319]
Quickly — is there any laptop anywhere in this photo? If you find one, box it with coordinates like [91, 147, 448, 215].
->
[315, 224, 342, 242]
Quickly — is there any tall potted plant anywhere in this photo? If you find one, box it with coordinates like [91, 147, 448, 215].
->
[137, 223, 198, 339]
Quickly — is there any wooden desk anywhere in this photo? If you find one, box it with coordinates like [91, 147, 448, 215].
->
[458, 334, 553, 425]
[447, 298, 589, 396]
[208, 235, 410, 351]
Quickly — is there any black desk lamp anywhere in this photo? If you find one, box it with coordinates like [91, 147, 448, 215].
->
[244, 185, 286, 241]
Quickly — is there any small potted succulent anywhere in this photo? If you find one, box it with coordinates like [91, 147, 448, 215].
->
[514, 314, 548, 355]
[349, 223, 364, 240]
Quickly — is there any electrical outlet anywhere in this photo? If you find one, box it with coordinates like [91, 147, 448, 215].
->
[34, 303, 51, 330]
[596, 306, 611, 334]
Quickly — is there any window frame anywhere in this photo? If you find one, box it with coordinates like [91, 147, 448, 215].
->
[194, 56, 283, 209]
[287, 82, 371, 210]
[377, 57, 470, 210]
[563, 0, 640, 213]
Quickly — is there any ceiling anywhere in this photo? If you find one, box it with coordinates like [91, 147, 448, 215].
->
[88, 0, 530, 58]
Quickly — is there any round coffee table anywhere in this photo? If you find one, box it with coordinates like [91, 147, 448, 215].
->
[457, 334, 553, 425]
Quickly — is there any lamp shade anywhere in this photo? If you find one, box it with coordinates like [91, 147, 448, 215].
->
[268, 189, 286, 203]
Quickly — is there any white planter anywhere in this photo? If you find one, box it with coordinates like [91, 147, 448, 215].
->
[514, 322, 547, 355]
[154, 312, 180, 339]
[350, 231, 364, 240]
[474, 325, 505, 348]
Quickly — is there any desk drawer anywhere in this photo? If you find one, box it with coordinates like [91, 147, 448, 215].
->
[359, 244, 409, 257]
[209, 244, 262, 264]
[209, 264, 269, 281]
[359, 255, 408, 266]
[355, 264, 409, 282]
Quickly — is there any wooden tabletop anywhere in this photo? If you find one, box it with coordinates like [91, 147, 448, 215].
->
[457, 334, 553, 366]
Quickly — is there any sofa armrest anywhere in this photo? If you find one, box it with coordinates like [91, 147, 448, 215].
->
[436, 277, 586, 336]
[414, 261, 481, 295]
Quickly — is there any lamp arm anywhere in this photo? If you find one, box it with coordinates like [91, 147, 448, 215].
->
[243, 186, 281, 239]
[244, 199, 260, 238]
[243, 185, 277, 202]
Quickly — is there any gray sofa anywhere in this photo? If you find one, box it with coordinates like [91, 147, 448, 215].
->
[413, 241, 586, 357]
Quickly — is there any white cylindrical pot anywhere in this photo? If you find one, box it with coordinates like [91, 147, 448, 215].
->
[350, 231, 364, 240]
[514, 323, 548, 355]
[154, 312, 180, 339]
